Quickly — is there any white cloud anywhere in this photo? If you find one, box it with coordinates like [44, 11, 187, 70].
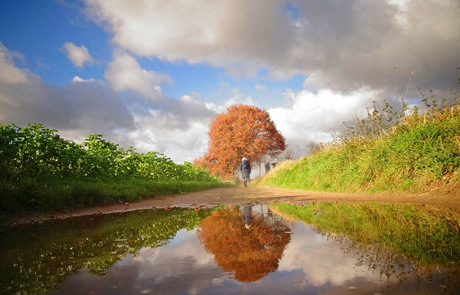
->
[0, 64, 135, 136]
[105, 52, 172, 98]
[0, 42, 28, 84]
[72, 76, 96, 83]
[4, 0, 460, 163]
[0, 43, 217, 163]
[127, 110, 211, 162]
[269, 88, 381, 157]
[62, 42, 95, 68]
[84, 0, 460, 95]
[255, 84, 266, 90]
[84, 0, 294, 76]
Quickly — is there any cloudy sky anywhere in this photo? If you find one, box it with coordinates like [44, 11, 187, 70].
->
[1, 0, 459, 162]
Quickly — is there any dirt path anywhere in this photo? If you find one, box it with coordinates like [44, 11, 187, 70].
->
[7, 185, 459, 225]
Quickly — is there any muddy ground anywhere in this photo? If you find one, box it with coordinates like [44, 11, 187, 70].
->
[6, 184, 460, 225]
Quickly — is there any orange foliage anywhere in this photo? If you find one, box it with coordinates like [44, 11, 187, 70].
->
[197, 205, 291, 282]
[194, 104, 285, 177]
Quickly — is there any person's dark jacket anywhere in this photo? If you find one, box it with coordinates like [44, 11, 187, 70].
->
[240, 159, 251, 178]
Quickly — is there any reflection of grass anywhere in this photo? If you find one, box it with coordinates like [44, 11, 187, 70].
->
[271, 202, 460, 265]
[0, 207, 219, 295]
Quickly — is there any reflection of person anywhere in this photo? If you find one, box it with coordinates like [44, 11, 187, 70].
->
[243, 206, 253, 229]
[240, 157, 251, 187]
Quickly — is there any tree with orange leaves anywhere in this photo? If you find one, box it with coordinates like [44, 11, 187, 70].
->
[195, 104, 286, 177]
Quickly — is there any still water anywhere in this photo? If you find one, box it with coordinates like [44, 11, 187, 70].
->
[0, 205, 458, 294]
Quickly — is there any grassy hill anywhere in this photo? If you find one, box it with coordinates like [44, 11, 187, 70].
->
[263, 101, 460, 193]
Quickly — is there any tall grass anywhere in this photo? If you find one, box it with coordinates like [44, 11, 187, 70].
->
[263, 96, 460, 192]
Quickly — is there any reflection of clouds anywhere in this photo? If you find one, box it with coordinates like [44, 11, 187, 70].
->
[50, 213, 452, 294]
[135, 229, 216, 280]
[133, 229, 224, 293]
[51, 228, 226, 295]
[278, 222, 382, 287]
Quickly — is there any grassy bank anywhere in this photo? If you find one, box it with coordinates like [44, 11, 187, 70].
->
[263, 103, 460, 192]
[0, 123, 232, 213]
[1, 177, 232, 213]
[271, 202, 460, 265]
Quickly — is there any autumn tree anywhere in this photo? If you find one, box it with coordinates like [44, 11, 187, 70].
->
[195, 104, 286, 177]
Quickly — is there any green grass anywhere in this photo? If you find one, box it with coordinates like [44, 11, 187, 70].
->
[0, 177, 233, 213]
[271, 202, 460, 265]
[263, 105, 460, 192]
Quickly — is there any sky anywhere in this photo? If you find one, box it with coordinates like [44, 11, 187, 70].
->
[1, 0, 459, 163]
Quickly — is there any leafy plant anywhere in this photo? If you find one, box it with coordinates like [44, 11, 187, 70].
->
[0, 123, 225, 212]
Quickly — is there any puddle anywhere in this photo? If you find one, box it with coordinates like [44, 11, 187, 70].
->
[0, 205, 458, 294]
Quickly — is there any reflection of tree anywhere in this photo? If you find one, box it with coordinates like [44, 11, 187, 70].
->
[197, 205, 291, 282]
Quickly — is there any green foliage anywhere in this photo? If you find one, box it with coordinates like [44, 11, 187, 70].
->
[0, 123, 219, 181]
[272, 202, 460, 265]
[0, 207, 218, 295]
[264, 94, 460, 192]
[0, 123, 225, 212]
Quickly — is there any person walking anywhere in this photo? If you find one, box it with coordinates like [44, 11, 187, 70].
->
[240, 157, 251, 187]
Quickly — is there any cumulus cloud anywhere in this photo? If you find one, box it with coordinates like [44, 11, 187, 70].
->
[84, 0, 460, 95]
[126, 100, 214, 162]
[269, 88, 382, 157]
[3, 0, 459, 163]
[105, 52, 173, 98]
[0, 56, 134, 137]
[255, 84, 266, 90]
[84, 0, 292, 75]
[0, 43, 216, 162]
[72, 76, 96, 83]
[0, 42, 27, 84]
[62, 42, 95, 68]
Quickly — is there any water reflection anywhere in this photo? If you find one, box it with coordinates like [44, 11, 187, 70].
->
[0, 204, 458, 294]
[278, 221, 460, 294]
[0, 207, 217, 295]
[197, 205, 291, 282]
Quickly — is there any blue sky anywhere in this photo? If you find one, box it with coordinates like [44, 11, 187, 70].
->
[0, 0, 304, 105]
[1, 0, 459, 162]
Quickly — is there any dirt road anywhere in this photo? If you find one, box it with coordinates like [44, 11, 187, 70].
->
[8, 185, 459, 225]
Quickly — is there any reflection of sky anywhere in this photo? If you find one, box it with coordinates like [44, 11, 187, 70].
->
[278, 221, 379, 286]
[51, 212, 453, 295]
